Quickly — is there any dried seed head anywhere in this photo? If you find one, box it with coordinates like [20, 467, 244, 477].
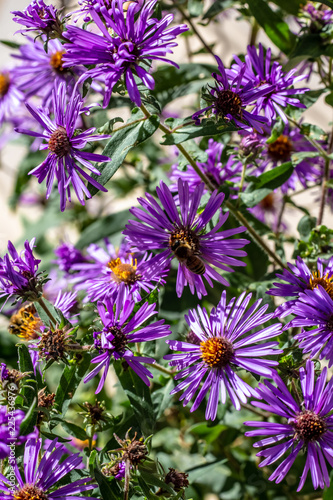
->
[165, 468, 189, 492]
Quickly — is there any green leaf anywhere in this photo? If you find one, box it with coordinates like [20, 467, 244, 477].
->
[161, 119, 237, 145]
[76, 208, 130, 248]
[114, 361, 156, 435]
[88, 108, 160, 196]
[297, 215, 317, 240]
[240, 162, 294, 207]
[54, 353, 91, 416]
[325, 92, 333, 107]
[202, 0, 230, 19]
[94, 456, 122, 500]
[19, 397, 37, 436]
[270, 0, 303, 15]
[152, 378, 175, 420]
[188, 0, 203, 17]
[139, 470, 175, 495]
[187, 422, 227, 444]
[18, 344, 37, 407]
[247, 0, 296, 53]
[320, 0, 333, 8]
[61, 421, 88, 441]
[0, 39, 21, 49]
[34, 299, 61, 328]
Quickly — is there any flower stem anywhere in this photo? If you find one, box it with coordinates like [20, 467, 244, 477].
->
[174, 3, 216, 61]
[36, 297, 57, 326]
[140, 103, 286, 269]
[241, 403, 269, 418]
[146, 362, 175, 376]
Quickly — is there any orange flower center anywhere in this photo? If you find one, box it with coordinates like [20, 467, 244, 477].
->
[49, 50, 65, 72]
[0, 73, 10, 97]
[308, 271, 333, 299]
[200, 337, 233, 368]
[267, 135, 293, 161]
[13, 485, 48, 500]
[294, 410, 326, 442]
[107, 258, 138, 284]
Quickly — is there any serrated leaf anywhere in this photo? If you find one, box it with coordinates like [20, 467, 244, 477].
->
[54, 353, 91, 416]
[88, 109, 159, 196]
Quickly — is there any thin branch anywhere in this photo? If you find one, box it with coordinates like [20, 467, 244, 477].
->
[36, 297, 57, 326]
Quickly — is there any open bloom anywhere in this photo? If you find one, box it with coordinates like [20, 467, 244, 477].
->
[193, 56, 272, 133]
[15, 82, 110, 211]
[0, 239, 42, 307]
[124, 179, 249, 298]
[0, 437, 96, 499]
[226, 43, 308, 124]
[267, 256, 333, 317]
[245, 360, 333, 491]
[70, 238, 169, 302]
[63, 0, 188, 106]
[164, 291, 282, 419]
[12, 0, 65, 36]
[287, 286, 333, 367]
[84, 285, 171, 392]
[12, 38, 85, 108]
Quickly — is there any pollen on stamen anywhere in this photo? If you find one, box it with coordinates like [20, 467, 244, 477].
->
[107, 257, 139, 284]
[293, 410, 327, 443]
[200, 337, 234, 368]
[49, 50, 66, 72]
[13, 485, 48, 500]
[308, 271, 333, 299]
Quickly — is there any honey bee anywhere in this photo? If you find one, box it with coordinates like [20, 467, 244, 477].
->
[171, 240, 206, 275]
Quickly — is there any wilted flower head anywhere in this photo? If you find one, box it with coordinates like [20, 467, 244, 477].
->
[124, 179, 249, 298]
[245, 360, 333, 491]
[84, 285, 171, 392]
[15, 82, 110, 212]
[0, 239, 43, 307]
[63, 0, 188, 106]
[226, 43, 308, 124]
[193, 55, 272, 133]
[164, 290, 282, 419]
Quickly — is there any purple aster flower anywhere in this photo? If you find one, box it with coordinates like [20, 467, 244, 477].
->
[245, 360, 333, 491]
[287, 286, 333, 367]
[226, 43, 308, 125]
[12, 37, 88, 108]
[267, 256, 333, 318]
[192, 55, 272, 133]
[0, 70, 24, 126]
[0, 406, 37, 459]
[15, 82, 110, 212]
[0, 437, 96, 499]
[12, 0, 66, 36]
[84, 285, 171, 392]
[0, 239, 43, 307]
[63, 0, 188, 106]
[254, 127, 323, 194]
[169, 139, 243, 199]
[70, 238, 168, 302]
[53, 242, 86, 273]
[124, 179, 249, 299]
[164, 290, 282, 419]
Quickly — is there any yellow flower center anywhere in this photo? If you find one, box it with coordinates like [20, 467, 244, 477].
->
[8, 304, 41, 341]
[308, 271, 333, 299]
[267, 135, 293, 162]
[107, 258, 138, 284]
[200, 337, 233, 368]
[49, 50, 65, 72]
[0, 73, 10, 97]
